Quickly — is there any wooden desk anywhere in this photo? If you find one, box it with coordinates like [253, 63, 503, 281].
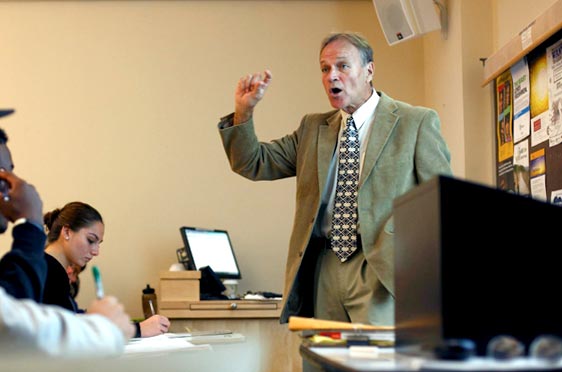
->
[301, 346, 401, 372]
[159, 271, 302, 372]
[160, 299, 302, 372]
[2, 340, 292, 372]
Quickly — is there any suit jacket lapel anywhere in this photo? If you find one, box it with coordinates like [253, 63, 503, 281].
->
[317, 111, 340, 194]
[359, 93, 399, 187]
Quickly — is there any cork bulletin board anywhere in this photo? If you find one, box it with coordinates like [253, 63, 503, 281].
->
[482, 0, 562, 205]
[493, 29, 562, 203]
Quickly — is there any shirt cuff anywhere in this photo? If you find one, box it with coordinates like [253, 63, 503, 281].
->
[134, 321, 141, 338]
[218, 113, 235, 129]
[14, 218, 44, 233]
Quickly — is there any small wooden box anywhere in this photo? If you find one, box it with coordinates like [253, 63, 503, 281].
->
[159, 270, 201, 303]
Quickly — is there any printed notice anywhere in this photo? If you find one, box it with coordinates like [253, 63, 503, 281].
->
[546, 39, 562, 147]
[531, 174, 547, 201]
[551, 189, 562, 205]
[511, 58, 531, 143]
[521, 26, 533, 51]
[530, 148, 547, 201]
[513, 139, 530, 195]
[531, 111, 549, 146]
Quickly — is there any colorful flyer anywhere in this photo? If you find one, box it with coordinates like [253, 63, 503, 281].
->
[529, 52, 549, 146]
[496, 70, 514, 162]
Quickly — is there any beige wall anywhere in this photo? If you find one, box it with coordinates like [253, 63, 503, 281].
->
[0, 0, 427, 317]
[494, 0, 559, 48]
[424, 0, 495, 184]
[0, 0, 555, 318]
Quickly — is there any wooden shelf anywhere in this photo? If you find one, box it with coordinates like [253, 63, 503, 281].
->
[159, 270, 201, 303]
[482, 0, 562, 86]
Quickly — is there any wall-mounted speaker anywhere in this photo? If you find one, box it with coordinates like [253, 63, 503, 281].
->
[373, 0, 442, 46]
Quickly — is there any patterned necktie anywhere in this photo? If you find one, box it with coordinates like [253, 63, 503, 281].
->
[330, 116, 360, 262]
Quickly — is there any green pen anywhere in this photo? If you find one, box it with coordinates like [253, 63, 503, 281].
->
[92, 265, 105, 299]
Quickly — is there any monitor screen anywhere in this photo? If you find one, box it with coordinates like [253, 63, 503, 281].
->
[179, 226, 242, 280]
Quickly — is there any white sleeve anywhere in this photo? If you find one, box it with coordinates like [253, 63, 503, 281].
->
[0, 287, 125, 357]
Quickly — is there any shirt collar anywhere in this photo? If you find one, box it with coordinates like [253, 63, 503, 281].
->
[341, 89, 379, 130]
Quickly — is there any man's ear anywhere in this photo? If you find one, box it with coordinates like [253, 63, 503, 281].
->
[367, 61, 374, 82]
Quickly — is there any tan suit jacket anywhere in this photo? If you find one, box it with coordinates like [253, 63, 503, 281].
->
[219, 92, 452, 323]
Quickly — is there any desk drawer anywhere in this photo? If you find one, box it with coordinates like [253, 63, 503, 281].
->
[190, 302, 279, 311]
[160, 300, 282, 319]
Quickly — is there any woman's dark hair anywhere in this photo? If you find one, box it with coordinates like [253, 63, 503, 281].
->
[44, 201, 103, 244]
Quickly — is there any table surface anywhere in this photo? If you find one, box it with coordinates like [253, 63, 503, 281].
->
[301, 345, 562, 372]
[3, 337, 267, 372]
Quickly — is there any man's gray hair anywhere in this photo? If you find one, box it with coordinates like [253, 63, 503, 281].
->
[320, 32, 373, 66]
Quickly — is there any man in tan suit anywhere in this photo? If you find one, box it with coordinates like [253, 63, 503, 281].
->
[218, 32, 452, 325]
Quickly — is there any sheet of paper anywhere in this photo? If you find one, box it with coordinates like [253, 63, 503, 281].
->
[124, 334, 211, 356]
[547, 38, 562, 147]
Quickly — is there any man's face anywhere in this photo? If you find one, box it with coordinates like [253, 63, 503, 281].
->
[0, 144, 13, 233]
[320, 39, 374, 114]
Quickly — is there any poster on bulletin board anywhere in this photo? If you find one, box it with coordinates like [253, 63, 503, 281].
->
[496, 70, 514, 162]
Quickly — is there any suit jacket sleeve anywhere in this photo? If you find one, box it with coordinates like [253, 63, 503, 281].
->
[0, 223, 47, 301]
[414, 108, 452, 182]
[218, 113, 300, 181]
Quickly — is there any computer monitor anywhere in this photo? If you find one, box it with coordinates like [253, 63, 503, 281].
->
[179, 226, 242, 280]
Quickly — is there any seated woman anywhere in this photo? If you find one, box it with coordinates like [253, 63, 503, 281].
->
[42, 201, 170, 338]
